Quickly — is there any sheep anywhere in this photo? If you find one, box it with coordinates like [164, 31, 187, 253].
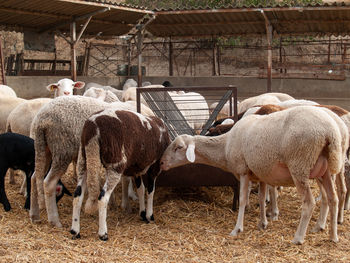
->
[84, 82, 123, 101]
[160, 106, 349, 244]
[237, 92, 294, 114]
[345, 158, 350, 210]
[6, 98, 52, 137]
[0, 84, 17, 97]
[0, 133, 70, 211]
[122, 78, 137, 91]
[46, 78, 85, 97]
[70, 109, 170, 240]
[29, 96, 154, 227]
[121, 85, 165, 105]
[83, 87, 120, 103]
[0, 97, 26, 133]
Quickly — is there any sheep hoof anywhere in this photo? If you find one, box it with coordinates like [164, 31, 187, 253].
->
[140, 211, 148, 222]
[49, 221, 62, 228]
[337, 219, 344, 225]
[229, 228, 242, 237]
[259, 221, 268, 230]
[292, 237, 304, 245]
[70, 230, 81, 240]
[30, 215, 41, 224]
[311, 225, 325, 233]
[331, 236, 339, 243]
[99, 234, 108, 241]
[3, 203, 11, 212]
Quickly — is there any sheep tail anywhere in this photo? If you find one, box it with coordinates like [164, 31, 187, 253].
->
[84, 134, 101, 215]
[326, 130, 344, 175]
[5, 120, 11, 133]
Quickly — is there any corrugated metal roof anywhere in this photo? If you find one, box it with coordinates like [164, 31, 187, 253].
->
[0, 0, 153, 37]
[147, 2, 350, 37]
[1, 1, 350, 37]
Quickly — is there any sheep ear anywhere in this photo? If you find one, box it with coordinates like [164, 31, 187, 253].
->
[46, 83, 58, 92]
[186, 144, 195, 163]
[74, 81, 85, 89]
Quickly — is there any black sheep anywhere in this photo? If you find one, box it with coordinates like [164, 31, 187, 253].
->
[0, 133, 71, 211]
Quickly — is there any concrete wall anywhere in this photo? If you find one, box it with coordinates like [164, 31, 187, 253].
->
[5, 75, 350, 110]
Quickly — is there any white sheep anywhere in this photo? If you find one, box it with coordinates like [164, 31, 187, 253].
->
[237, 92, 294, 114]
[29, 96, 154, 227]
[46, 78, 85, 97]
[160, 106, 348, 244]
[84, 82, 123, 101]
[83, 87, 120, 103]
[0, 97, 26, 133]
[70, 109, 170, 240]
[122, 86, 209, 134]
[122, 78, 137, 91]
[0, 84, 17, 97]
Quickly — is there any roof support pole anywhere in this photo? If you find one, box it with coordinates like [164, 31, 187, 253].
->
[70, 20, 77, 82]
[212, 38, 218, 76]
[136, 27, 144, 87]
[0, 35, 6, 85]
[127, 40, 132, 77]
[169, 38, 174, 76]
[261, 10, 273, 92]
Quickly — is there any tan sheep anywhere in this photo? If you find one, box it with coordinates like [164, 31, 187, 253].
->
[160, 106, 348, 244]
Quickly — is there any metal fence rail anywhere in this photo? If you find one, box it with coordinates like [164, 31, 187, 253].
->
[137, 86, 238, 140]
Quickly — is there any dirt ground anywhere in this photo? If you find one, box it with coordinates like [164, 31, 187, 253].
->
[1, 168, 350, 263]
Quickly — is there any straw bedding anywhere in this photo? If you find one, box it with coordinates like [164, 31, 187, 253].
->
[1, 167, 350, 263]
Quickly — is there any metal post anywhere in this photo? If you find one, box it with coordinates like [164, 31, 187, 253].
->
[137, 29, 143, 87]
[169, 38, 173, 76]
[212, 38, 218, 76]
[217, 44, 221, 76]
[0, 35, 6, 85]
[70, 21, 77, 82]
[328, 36, 331, 64]
[261, 10, 273, 92]
[127, 40, 131, 77]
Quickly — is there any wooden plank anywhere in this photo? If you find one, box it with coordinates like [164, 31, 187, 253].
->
[258, 72, 346, 80]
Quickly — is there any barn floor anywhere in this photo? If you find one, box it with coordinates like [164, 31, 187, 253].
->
[1, 168, 350, 263]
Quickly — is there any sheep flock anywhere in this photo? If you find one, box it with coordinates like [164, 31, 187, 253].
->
[1, 79, 350, 262]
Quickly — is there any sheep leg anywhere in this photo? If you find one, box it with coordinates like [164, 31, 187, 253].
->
[8, 168, 16, 184]
[135, 175, 146, 221]
[335, 170, 346, 224]
[24, 171, 32, 210]
[292, 179, 315, 245]
[20, 174, 27, 196]
[268, 185, 279, 221]
[258, 182, 268, 230]
[128, 177, 138, 201]
[230, 174, 250, 236]
[312, 179, 329, 233]
[43, 161, 69, 228]
[70, 174, 86, 239]
[121, 176, 132, 213]
[98, 169, 121, 241]
[321, 170, 339, 243]
[345, 159, 350, 210]
[30, 172, 40, 222]
[35, 152, 52, 210]
[0, 168, 11, 211]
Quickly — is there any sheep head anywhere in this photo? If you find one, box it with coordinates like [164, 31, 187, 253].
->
[160, 134, 196, 171]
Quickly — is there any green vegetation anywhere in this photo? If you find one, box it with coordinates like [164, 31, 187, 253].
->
[126, 0, 322, 9]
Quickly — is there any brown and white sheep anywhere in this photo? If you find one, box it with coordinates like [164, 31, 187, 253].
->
[160, 106, 348, 244]
[70, 109, 170, 240]
[29, 96, 154, 227]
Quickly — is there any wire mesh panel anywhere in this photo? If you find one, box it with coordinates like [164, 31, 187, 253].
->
[137, 86, 238, 140]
